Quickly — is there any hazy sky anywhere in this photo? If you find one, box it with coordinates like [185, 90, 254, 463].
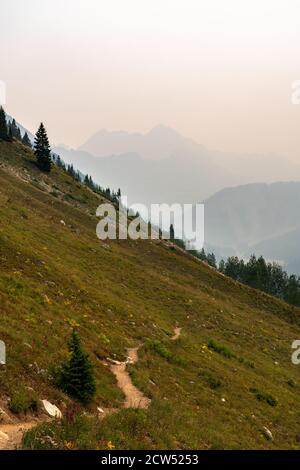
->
[1, 0, 300, 159]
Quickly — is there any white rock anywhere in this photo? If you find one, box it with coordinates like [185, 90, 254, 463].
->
[0, 407, 13, 424]
[60, 220, 66, 226]
[97, 407, 104, 414]
[41, 400, 62, 419]
[221, 398, 226, 402]
[0, 431, 9, 441]
[262, 426, 273, 441]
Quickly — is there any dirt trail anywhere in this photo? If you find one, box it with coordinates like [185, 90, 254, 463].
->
[171, 326, 182, 340]
[0, 421, 37, 450]
[110, 347, 151, 409]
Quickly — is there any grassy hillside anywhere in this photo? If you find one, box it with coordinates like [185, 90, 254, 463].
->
[1, 140, 300, 450]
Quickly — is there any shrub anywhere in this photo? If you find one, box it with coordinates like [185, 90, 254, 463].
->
[9, 389, 39, 414]
[145, 340, 187, 367]
[207, 340, 235, 359]
[147, 340, 172, 360]
[208, 340, 254, 368]
[200, 371, 222, 390]
[146, 340, 186, 366]
[249, 388, 278, 407]
[55, 330, 96, 405]
[287, 378, 296, 388]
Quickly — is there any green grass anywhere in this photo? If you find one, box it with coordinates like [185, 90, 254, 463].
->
[0, 140, 300, 449]
[9, 388, 39, 415]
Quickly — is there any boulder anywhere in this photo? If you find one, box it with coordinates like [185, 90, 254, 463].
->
[0, 431, 8, 441]
[41, 400, 62, 419]
[0, 407, 13, 424]
[262, 426, 273, 441]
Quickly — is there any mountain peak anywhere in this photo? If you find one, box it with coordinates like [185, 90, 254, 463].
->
[148, 124, 180, 136]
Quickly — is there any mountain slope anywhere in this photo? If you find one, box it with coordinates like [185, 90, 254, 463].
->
[1, 140, 300, 450]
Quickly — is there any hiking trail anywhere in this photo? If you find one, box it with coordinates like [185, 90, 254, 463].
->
[171, 326, 182, 340]
[0, 421, 38, 450]
[107, 347, 151, 410]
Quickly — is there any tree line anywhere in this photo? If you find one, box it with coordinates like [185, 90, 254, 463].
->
[0, 106, 32, 147]
[196, 248, 300, 308]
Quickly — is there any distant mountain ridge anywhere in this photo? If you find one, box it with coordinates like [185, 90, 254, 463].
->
[78, 124, 204, 161]
[55, 124, 300, 206]
[204, 181, 300, 273]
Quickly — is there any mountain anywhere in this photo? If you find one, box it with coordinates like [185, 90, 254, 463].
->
[54, 145, 233, 206]
[204, 182, 300, 272]
[1, 139, 300, 449]
[79, 124, 204, 161]
[55, 126, 300, 207]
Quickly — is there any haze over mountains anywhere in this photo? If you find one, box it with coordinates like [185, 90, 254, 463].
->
[204, 182, 300, 273]
[55, 125, 300, 206]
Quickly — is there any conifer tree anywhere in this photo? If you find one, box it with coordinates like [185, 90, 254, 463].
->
[22, 132, 32, 148]
[34, 123, 51, 172]
[56, 330, 96, 404]
[170, 224, 175, 241]
[16, 126, 22, 141]
[0, 106, 9, 141]
[8, 122, 13, 141]
[10, 119, 19, 139]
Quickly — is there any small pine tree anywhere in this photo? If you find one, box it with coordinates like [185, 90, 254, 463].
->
[56, 330, 96, 404]
[170, 224, 175, 241]
[8, 122, 13, 141]
[34, 123, 51, 172]
[22, 132, 32, 148]
[16, 126, 22, 141]
[206, 252, 217, 268]
[219, 259, 225, 273]
[10, 119, 18, 138]
[0, 106, 9, 141]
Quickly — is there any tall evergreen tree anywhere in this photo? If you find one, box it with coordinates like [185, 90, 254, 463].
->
[56, 330, 96, 404]
[34, 123, 51, 172]
[0, 106, 9, 141]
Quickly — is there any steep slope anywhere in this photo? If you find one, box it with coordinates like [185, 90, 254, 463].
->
[1, 141, 300, 450]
